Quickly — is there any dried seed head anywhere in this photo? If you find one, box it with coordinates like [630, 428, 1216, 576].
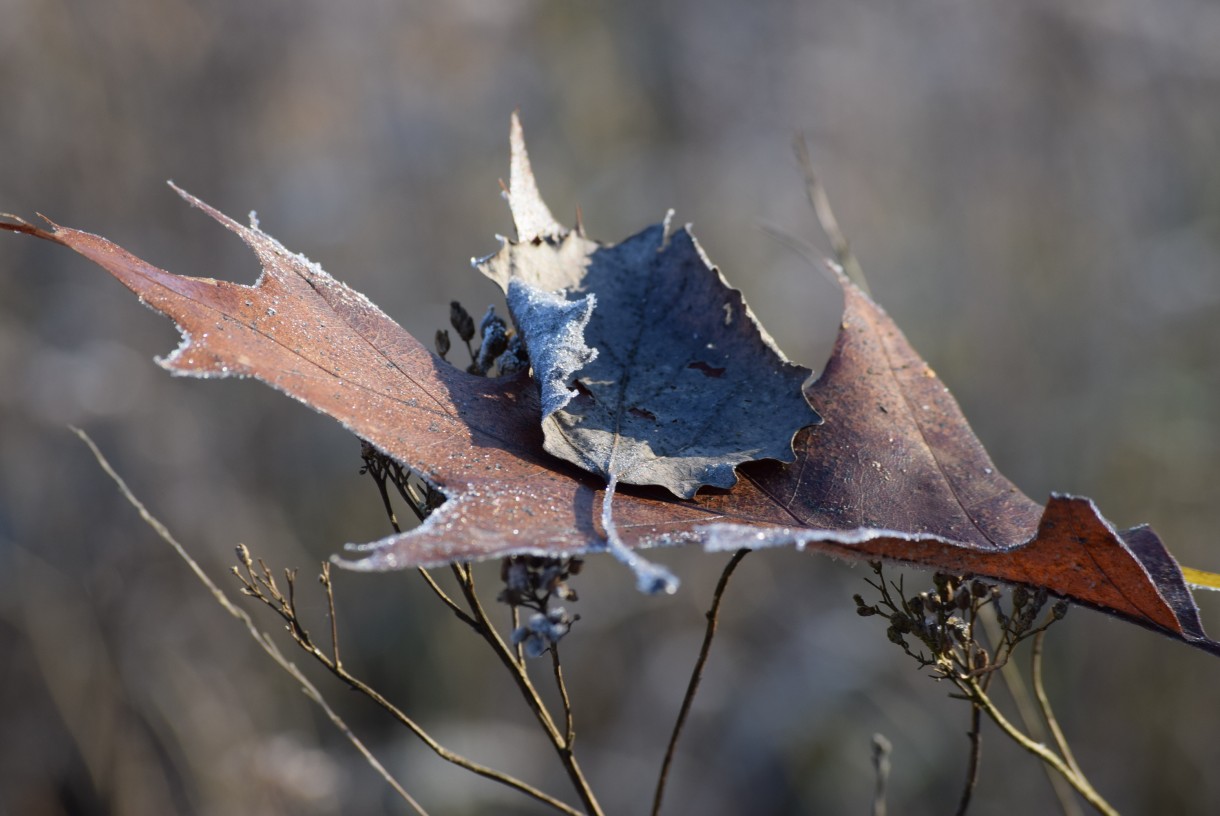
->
[495, 332, 530, 376]
[450, 301, 475, 342]
[435, 328, 451, 358]
[475, 307, 509, 373]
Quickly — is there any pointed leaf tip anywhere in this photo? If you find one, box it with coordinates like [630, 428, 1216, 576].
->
[508, 113, 565, 242]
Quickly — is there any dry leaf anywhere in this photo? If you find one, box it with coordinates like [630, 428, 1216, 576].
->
[3, 127, 1215, 655]
[480, 115, 821, 498]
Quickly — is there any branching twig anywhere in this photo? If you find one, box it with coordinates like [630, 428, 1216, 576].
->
[855, 564, 1115, 815]
[979, 607, 1083, 816]
[233, 547, 587, 816]
[365, 444, 602, 815]
[651, 548, 750, 816]
[450, 564, 606, 816]
[72, 428, 431, 816]
[965, 679, 1117, 816]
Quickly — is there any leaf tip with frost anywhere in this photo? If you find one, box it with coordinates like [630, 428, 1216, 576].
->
[508, 112, 565, 243]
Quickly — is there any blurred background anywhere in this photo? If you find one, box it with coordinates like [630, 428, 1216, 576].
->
[3, 1, 1220, 813]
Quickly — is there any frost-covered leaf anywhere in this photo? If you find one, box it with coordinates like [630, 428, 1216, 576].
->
[479, 116, 821, 498]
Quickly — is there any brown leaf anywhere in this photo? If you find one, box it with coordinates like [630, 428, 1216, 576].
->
[3, 187, 1215, 655]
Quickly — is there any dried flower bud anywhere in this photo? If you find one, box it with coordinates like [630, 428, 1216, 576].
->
[1012, 585, 1030, 609]
[496, 332, 530, 376]
[450, 301, 475, 342]
[1052, 600, 1069, 620]
[435, 328, 451, 358]
[476, 307, 509, 373]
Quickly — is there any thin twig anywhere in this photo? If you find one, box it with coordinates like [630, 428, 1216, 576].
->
[1033, 630, 1083, 779]
[552, 646, 576, 748]
[362, 448, 477, 627]
[451, 564, 605, 816]
[793, 133, 870, 296]
[513, 604, 525, 665]
[954, 704, 982, 816]
[364, 439, 601, 812]
[965, 678, 1118, 816]
[417, 567, 478, 627]
[651, 549, 750, 816]
[72, 428, 431, 816]
[232, 550, 586, 816]
[979, 606, 1083, 816]
[321, 563, 342, 669]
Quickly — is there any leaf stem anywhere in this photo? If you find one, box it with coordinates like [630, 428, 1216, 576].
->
[600, 474, 678, 595]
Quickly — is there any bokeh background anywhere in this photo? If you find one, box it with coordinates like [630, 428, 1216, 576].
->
[3, 1, 1220, 814]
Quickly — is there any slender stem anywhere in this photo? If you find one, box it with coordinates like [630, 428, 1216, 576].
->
[793, 134, 870, 295]
[295, 658, 430, 814]
[600, 475, 678, 595]
[416, 567, 478, 627]
[362, 446, 404, 534]
[552, 646, 576, 748]
[452, 565, 605, 816]
[980, 607, 1083, 816]
[363, 450, 477, 628]
[965, 678, 1118, 816]
[954, 704, 982, 816]
[322, 563, 342, 669]
[651, 549, 749, 816]
[1033, 630, 1083, 779]
[512, 605, 525, 665]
